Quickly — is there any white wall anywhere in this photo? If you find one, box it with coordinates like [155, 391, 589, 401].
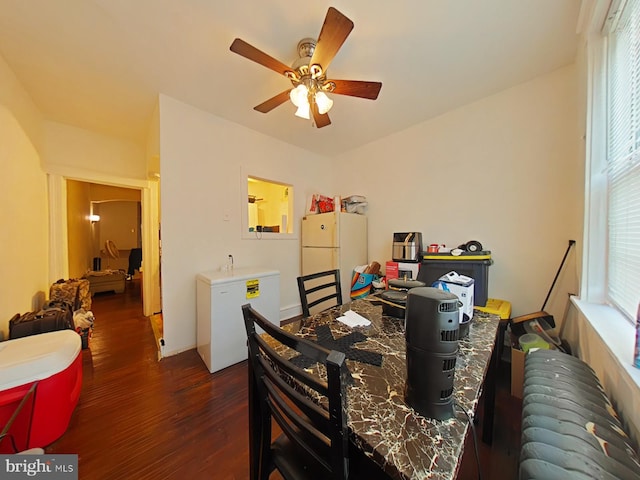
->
[42, 121, 146, 179]
[146, 101, 160, 177]
[0, 54, 42, 153]
[0, 105, 49, 339]
[0, 54, 49, 339]
[98, 201, 139, 251]
[159, 95, 334, 356]
[335, 65, 583, 321]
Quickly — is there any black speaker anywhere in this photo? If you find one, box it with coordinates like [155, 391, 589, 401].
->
[404, 287, 460, 420]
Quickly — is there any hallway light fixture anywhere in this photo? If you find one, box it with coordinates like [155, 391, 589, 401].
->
[89, 214, 100, 222]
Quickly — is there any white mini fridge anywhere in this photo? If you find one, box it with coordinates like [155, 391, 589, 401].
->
[196, 267, 280, 373]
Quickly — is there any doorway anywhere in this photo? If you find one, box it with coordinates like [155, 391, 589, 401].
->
[67, 180, 142, 278]
[48, 171, 162, 351]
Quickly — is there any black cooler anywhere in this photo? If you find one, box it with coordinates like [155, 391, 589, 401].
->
[417, 251, 492, 306]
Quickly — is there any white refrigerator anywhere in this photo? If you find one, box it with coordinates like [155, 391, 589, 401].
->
[196, 267, 280, 373]
[301, 212, 368, 302]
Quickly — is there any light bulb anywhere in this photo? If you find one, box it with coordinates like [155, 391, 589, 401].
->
[295, 102, 310, 119]
[289, 84, 308, 108]
[315, 91, 333, 114]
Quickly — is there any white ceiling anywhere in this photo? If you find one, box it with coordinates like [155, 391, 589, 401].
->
[0, 0, 582, 156]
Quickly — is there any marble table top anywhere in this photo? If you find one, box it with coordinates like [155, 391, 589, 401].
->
[279, 298, 501, 480]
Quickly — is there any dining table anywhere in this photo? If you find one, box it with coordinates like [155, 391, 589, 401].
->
[277, 296, 502, 480]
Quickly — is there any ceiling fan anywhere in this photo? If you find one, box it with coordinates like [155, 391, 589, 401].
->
[229, 7, 382, 128]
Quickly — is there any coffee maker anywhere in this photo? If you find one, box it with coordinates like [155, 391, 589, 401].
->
[392, 232, 423, 263]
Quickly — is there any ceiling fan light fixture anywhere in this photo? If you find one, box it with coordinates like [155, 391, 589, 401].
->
[289, 84, 308, 107]
[295, 102, 311, 119]
[315, 91, 333, 114]
[230, 7, 382, 129]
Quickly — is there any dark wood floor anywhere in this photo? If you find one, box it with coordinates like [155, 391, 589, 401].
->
[47, 280, 522, 479]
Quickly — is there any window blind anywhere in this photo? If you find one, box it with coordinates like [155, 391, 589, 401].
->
[607, 0, 640, 318]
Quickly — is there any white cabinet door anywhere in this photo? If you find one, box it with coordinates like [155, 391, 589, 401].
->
[210, 282, 247, 373]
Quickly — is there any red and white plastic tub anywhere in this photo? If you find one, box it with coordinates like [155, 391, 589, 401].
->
[0, 330, 82, 451]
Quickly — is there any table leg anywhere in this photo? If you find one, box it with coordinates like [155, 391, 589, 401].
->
[247, 359, 261, 480]
[481, 320, 506, 444]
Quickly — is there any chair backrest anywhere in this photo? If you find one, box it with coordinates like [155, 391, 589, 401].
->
[297, 269, 343, 317]
[242, 304, 350, 480]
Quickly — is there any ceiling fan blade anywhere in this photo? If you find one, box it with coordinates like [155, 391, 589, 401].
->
[254, 90, 292, 113]
[310, 101, 331, 128]
[328, 80, 382, 100]
[230, 38, 294, 77]
[309, 7, 354, 74]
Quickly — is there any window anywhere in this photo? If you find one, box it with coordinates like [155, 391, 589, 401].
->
[573, 1, 640, 439]
[605, 0, 640, 319]
[241, 170, 295, 239]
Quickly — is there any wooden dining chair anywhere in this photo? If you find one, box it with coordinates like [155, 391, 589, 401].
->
[296, 269, 343, 317]
[242, 303, 352, 480]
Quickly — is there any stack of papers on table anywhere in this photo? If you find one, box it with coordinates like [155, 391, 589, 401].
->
[337, 310, 371, 328]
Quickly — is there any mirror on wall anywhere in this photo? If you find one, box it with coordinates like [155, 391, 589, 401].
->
[244, 175, 294, 238]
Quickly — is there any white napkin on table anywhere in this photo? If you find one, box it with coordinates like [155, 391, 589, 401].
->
[336, 309, 371, 328]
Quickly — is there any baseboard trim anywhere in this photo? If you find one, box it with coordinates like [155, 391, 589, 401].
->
[279, 304, 301, 324]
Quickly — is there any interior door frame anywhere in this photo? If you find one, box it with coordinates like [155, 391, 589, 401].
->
[47, 165, 161, 317]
